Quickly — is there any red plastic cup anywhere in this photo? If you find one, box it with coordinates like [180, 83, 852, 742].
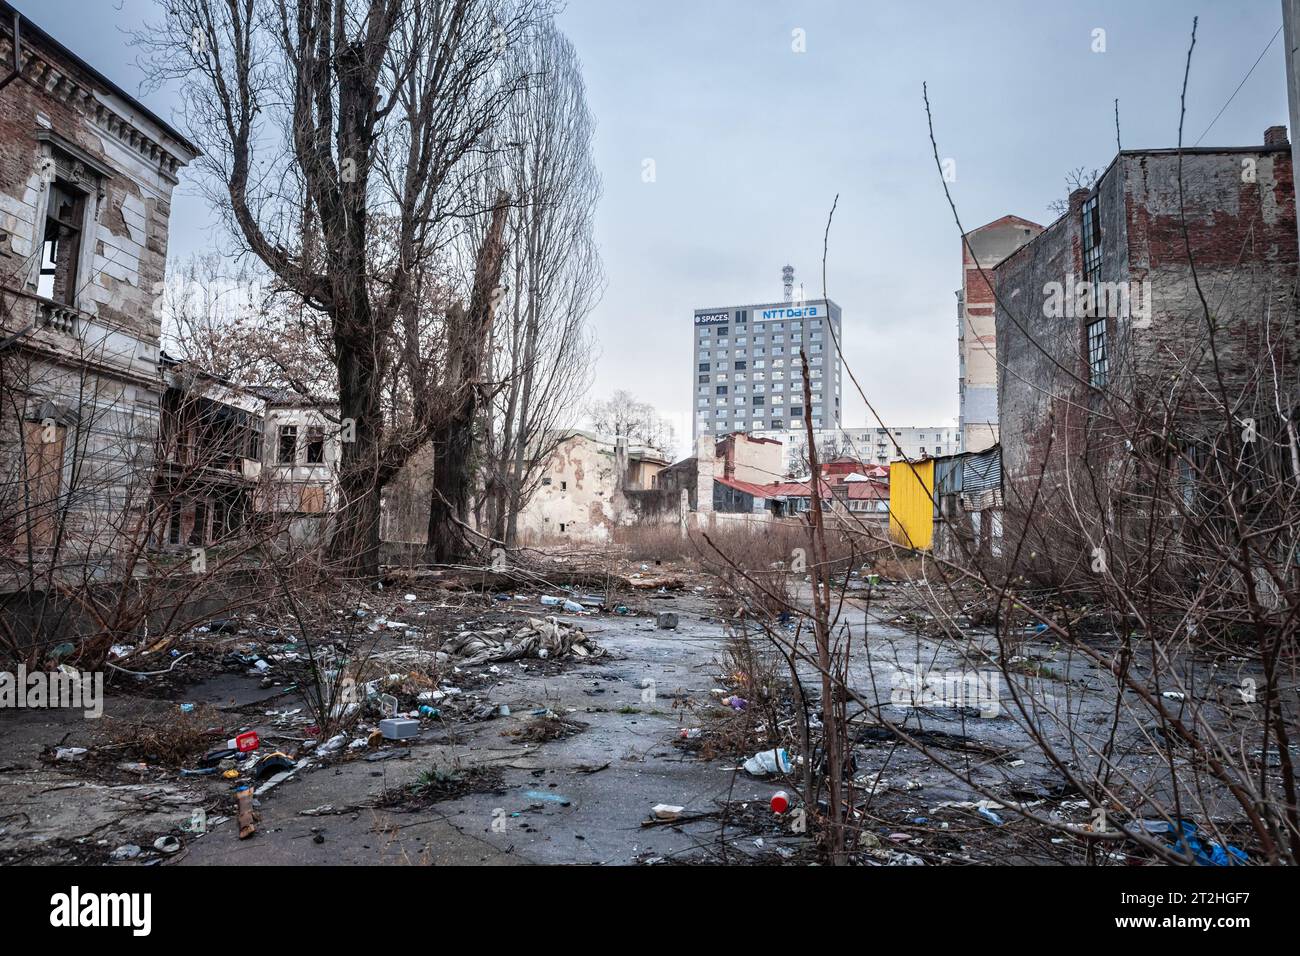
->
[771, 790, 791, 814]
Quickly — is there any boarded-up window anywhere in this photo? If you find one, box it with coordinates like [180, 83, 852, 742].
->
[18, 420, 66, 547]
[300, 485, 326, 513]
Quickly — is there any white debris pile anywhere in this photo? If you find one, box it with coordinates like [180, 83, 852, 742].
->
[440, 615, 606, 665]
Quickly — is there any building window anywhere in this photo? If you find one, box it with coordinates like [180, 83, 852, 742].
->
[735, 360, 746, 370]
[1081, 194, 1102, 314]
[37, 181, 88, 306]
[190, 500, 207, 546]
[167, 504, 182, 545]
[560, 480, 567, 491]
[698, 374, 709, 384]
[698, 362, 709, 372]
[1087, 318, 1109, 387]
[278, 425, 297, 464]
[306, 425, 325, 464]
[716, 385, 728, 395]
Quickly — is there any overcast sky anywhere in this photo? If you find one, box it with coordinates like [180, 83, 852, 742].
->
[17, 0, 1292, 443]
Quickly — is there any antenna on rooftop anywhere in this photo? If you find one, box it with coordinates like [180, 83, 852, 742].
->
[782, 264, 794, 303]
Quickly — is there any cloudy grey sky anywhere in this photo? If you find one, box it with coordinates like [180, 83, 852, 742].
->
[16, 0, 1292, 441]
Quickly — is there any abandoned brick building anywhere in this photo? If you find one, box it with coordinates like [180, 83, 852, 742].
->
[0, 3, 199, 577]
[993, 127, 1299, 581]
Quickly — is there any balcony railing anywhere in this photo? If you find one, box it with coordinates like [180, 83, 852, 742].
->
[35, 299, 80, 336]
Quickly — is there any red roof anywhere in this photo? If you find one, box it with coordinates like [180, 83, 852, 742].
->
[846, 481, 890, 500]
[714, 476, 777, 498]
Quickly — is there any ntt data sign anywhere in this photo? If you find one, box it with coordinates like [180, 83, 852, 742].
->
[755, 304, 824, 321]
[694, 311, 730, 325]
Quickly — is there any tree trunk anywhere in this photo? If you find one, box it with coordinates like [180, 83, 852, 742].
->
[427, 194, 510, 561]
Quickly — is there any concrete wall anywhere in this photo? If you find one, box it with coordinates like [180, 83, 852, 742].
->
[959, 216, 1042, 453]
[716, 432, 783, 484]
[516, 433, 621, 543]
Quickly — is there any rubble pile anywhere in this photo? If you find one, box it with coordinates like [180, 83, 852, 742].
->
[439, 615, 607, 665]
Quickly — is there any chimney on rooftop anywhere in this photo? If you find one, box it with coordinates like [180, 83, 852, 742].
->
[1265, 125, 1289, 147]
[1068, 187, 1090, 215]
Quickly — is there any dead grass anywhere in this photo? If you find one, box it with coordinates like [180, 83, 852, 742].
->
[379, 763, 507, 809]
[505, 714, 588, 742]
[89, 708, 224, 767]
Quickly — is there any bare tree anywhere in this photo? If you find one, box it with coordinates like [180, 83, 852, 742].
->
[481, 20, 601, 546]
[136, 0, 551, 578]
[587, 389, 675, 453]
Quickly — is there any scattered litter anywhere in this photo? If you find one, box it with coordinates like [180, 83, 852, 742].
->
[153, 835, 181, 854]
[540, 595, 584, 614]
[656, 612, 679, 629]
[379, 718, 419, 741]
[651, 803, 685, 820]
[254, 752, 296, 779]
[743, 748, 792, 777]
[109, 844, 141, 861]
[525, 790, 572, 806]
[1126, 819, 1248, 866]
[237, 788, 257, 840]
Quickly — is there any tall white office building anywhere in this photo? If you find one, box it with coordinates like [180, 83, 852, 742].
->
[692, 267, 843, 441]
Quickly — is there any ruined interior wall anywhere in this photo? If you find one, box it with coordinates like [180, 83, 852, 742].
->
[724, 434, 784, 485]
[515, 434, 619, 543]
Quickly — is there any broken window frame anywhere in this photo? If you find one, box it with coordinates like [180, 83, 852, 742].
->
[306, 425, 325, 464]
[1087, 317, 1109, 387]
[36, 179, 89, 306]
[278, 424, 298, 464]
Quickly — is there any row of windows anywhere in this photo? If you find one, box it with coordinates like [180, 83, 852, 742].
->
[275, 425, 327, 465]
[698, 356, 826, 373]
[708, 380, 828, 395]
[699, 350, 828, 366]
[698, 419, 822, 432]
[697, 315, 836, 335]
[697, 404, 813, 416]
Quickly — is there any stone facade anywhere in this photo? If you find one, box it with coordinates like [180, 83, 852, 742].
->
[0, 5, 198, 573]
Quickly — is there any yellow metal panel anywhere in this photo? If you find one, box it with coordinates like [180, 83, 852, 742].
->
[888, 459, 934, 550]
